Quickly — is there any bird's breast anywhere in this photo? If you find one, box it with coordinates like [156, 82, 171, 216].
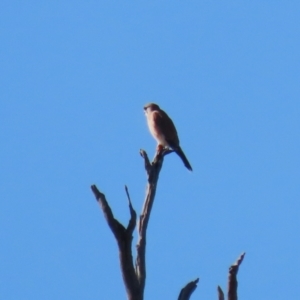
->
[147, 116, 168, 146]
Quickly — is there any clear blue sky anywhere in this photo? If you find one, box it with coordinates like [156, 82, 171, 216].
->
[1, 1, 299, 299]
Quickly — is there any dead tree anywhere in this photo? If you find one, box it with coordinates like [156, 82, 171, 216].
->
[91, 149, 245, 299]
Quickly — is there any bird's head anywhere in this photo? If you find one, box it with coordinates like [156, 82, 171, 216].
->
[144, 103, 160, 114]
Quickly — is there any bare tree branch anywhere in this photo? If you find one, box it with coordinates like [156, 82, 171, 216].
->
[125, 185, 137, 234]
[227, 252, 245, 300]
[178, 278, 199, 300]
[91, 148, 246, 300]
[135, 149, 167, 298]
[90, 149, 168, 300]
[91, 185, 139, 300]
[139, 149, 151, 175]
[217, 286, 225, 300]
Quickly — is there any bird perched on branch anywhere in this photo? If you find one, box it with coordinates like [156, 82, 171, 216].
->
[144, 103, 192, 171]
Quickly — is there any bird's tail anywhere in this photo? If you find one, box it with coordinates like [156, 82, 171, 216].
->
[175, 147, 193, 171]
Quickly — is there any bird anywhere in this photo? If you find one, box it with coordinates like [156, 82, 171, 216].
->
[144, 103, 192, 171]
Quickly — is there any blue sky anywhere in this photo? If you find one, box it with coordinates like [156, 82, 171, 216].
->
[1, 1, 300, 299]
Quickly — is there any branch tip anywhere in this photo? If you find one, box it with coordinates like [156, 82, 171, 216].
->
[178, 278, 199, 300]
[235, 252, 246, 267]
[124, 185, 131, 204]
[124, 185, 136, 234]
[217, 286, 225, 300]
[90, 184, 103, 202]
[140, 149, 152, 174]
[227, 252, 246, 300]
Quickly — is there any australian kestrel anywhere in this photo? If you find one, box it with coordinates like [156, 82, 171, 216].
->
[144, 103, 192, 171]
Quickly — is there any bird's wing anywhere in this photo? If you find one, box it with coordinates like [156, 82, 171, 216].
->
[152, 110, 180, 147]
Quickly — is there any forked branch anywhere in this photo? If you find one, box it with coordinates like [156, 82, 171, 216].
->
[91, 150, 246, 300]
[91, 149, 168, 300]
[136, 149, 169, 298]
[91, 185, 139, 300]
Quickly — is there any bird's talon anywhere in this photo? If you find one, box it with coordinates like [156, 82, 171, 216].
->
[156, 144, 164, 153]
